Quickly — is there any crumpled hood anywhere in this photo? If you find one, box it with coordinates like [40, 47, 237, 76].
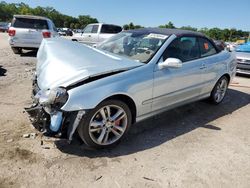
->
[36, 37, 143, 90]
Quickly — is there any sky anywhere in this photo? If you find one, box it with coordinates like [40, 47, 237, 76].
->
[4, 0, 250, 31]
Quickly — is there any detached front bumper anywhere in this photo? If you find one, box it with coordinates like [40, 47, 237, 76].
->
[25, 78, 85, 141]
[25, 105, 49, 132]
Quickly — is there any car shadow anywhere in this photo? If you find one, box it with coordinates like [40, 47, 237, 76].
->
[20, 50, 37, 57]
[55, 88, 250, 157]
[0, 66, 7, 76]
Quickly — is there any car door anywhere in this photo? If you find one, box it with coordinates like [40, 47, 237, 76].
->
[152, 36, 204, 112]
[80, 24, 99, 45]
[197, 37, 221, 95]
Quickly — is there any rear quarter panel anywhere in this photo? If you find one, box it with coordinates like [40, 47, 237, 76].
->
[201, 50, 236, 95]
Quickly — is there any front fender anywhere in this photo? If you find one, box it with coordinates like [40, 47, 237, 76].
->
[62, 85, 134, 111]
[60, 65, 154, 117]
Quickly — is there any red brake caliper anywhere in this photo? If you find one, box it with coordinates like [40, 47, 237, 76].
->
[114, 119, 121, 126]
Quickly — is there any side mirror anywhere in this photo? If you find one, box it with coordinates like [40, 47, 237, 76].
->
[158, 58, 182, 69]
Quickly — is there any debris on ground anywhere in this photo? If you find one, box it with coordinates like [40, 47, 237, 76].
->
[30, 133, 37, 139]
[42, 146, 50, 149]
[6, 139, 13, 143]
[22, 133, 37, 139]
[95, 175, 102, 181]
[22, 133, 30, 138]
[143, 176, 155, 181]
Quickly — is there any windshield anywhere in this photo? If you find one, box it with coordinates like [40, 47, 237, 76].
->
[97, 32, 168, 63]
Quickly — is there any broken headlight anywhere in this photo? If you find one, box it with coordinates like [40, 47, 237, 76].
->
[36, 87, 68, 106]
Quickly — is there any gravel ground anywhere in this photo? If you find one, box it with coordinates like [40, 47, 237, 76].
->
[0, 33, 249, 188]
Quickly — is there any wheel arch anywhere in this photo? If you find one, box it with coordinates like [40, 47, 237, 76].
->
[222, 73, 231, 83]
[104, 94, 137, 124]
[218, 73, 231, 85]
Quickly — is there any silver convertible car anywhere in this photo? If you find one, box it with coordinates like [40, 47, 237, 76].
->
[26, 28, 236, 148]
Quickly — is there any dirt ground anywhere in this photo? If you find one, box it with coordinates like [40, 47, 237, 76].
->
[0, 33, 249, 188]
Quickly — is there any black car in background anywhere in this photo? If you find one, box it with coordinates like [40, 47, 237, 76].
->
[0, 22, 10, 32]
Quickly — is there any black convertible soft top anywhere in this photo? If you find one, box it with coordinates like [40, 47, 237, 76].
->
[126, 27, 221, 52]
[126, 27, 206, 37]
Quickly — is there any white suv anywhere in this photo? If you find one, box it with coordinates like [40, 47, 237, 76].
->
[8, 15, 58, 54]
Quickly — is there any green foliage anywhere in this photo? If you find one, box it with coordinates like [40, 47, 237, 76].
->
[158, 21, 249, 42]
[180, 26, 197, 31]
[159, 21, 175, 29]
[1, 1, 248, 41]
[198, 27, 249, 42]
[0, 1, 98, 29]
[123, 22, 143, 30]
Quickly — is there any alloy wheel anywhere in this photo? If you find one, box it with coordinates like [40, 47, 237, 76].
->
[88, 105, 128, 145]
[214, 78, 228, 103]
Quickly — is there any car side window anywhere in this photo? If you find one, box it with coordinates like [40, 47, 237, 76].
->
[163, 36, 200, 62]
[83, 25, 98, 33]
[198, 37, 217, 57]
[91, 25, 99, 33]
[101, 25, 122, 34]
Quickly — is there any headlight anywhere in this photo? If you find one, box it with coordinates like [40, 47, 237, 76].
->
[35, 87, 68, 106]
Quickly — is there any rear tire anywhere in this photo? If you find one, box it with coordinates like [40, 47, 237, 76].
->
[11, 47, 22, 54]
[77, 100, 132, 149]
[209, 76, 229, 104]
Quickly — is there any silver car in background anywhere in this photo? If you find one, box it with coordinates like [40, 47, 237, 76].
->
[235, 42, 250, 75]
[8, 15, 58, 54]
[26, 28, 236, 149]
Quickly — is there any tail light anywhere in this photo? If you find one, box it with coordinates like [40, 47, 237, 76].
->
[8, 29, 16, 36]
[42, 31, 51, 38]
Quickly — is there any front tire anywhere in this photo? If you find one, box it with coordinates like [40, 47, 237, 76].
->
[77, 100, 132, 149]
[209, 76, 229, 104]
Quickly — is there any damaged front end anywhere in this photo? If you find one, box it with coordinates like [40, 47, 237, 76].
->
[25, 79, 85, 142]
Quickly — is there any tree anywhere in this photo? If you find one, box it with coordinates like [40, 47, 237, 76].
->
[180, 26, 197, 31]
[78, 15, 98, 28]
[0, 1, 249, 42]
[74, 23, 80, 29]
[159, 21, 175, 29]
[199, 27, 209, 35]
[134, 25, 143, 29]
[123, 22, 143, 30]
[70, 23, 75, 29]
[123, 24, 129, 30]
[128, 22, 135, 29]
[0, 1, 98, 28]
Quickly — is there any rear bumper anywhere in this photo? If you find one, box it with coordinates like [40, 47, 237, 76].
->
[9, 38, 41, 48]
